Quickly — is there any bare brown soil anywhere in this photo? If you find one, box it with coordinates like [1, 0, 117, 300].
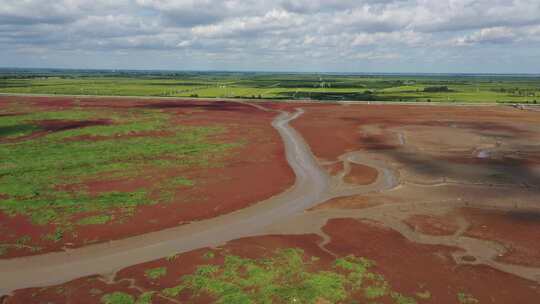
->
[0, 96, 294, 258]
[343, 163, 379, 185]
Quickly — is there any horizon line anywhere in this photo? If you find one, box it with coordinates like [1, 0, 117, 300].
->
[1, 66, 540, 77]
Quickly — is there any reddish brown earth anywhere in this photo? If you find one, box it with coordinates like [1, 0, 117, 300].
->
[6, 218, 540, 303]
[288, 103, 539, 161]
[343, 163, 379, 185]
[323, 218, 540, 304]
[291, 103, 540, 301]
[0, 96, 294, 258]
[461, 208, 540, 267]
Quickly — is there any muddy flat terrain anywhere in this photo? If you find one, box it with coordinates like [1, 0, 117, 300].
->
[2, 99, 540, 303]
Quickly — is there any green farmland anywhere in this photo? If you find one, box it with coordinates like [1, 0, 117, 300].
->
[1, 69, 540, 103]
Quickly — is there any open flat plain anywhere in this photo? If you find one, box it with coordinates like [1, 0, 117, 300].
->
[1, 96, 540, 304]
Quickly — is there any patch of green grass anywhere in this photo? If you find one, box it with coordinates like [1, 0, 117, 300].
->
[101, 291, 154, 304]
[303, 271, 347, 303]
[364, 284, 389, 299]
[458, 292, 479, 304]
[156, 176, 195, 203]
[135, 292, 154, 304]
[101, 292, 134, 304]
[153, 248, 424, 304]
[203, 251, 216, 259]
[77, 214, 112, 226]
[145, 267, 167, 280]
[162, 285, 184, 297]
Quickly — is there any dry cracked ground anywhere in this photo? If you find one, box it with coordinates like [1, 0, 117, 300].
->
[2, 97, 540, 304]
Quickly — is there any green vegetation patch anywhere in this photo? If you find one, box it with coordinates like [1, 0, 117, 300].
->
[135, 292, 154, 304]
[154, 248, 439, 304]
[101, 292, 135, 304]
[162, 285, 184, 297]
[145, 267, 167, 280]
[0, 106, 236, 242]
[101, 291, 154, 304]
[203, 251, 216, 260]
[99, 248, 481, 303]
[77, 214, 112, 225]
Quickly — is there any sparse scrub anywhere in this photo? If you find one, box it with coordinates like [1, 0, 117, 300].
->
[101, 292, 134, 304]
[145, 248, 427, 303]
[145, 267, 167, 280]
[162, 285, 184, 297]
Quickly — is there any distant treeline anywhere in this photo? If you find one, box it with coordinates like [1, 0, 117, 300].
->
[423, 86, 451, 92]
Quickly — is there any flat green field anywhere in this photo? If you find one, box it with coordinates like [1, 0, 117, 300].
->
[1, 70, 539, 103]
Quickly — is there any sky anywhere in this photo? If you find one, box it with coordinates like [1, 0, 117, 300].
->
[1, 0, 539, 73]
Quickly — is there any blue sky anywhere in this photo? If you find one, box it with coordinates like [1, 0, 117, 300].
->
[1, 0, 539, 73]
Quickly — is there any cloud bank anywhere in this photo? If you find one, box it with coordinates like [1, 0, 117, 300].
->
[1, 0, 539, 73]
